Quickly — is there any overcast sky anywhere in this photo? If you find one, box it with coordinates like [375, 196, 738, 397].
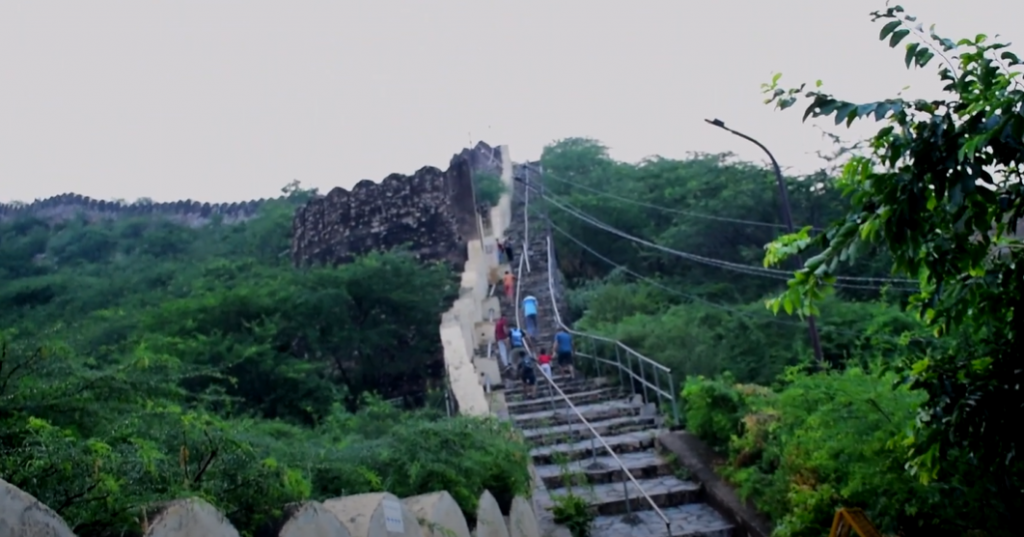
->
[1, 1, 1019, 203]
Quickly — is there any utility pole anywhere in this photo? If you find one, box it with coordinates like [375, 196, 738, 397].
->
[539, 162, 551, 239]
[704, 118, 826, 367]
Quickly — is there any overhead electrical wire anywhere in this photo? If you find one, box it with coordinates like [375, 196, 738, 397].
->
[548, 219, 922, 345]
[543, 171, 817, 230]
[519, 161, 825, 231]
[517, 163, 918, 286]
[524, 189, 920, 346]
[548, 219, 806, 327]
[539, 190, 918, 292]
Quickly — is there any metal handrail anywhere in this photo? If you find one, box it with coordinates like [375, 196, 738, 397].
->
[545, 235, 678, 422]
[510, 171, 673, 536]
[535, 369, 672, 536]
[517, 176, 679, 423]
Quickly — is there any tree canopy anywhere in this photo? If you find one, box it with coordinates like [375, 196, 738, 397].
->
[0, 184, 530, 535]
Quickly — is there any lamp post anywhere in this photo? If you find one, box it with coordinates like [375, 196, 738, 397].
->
[704, 118, 825, 367]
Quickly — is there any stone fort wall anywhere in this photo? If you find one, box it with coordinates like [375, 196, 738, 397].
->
[0, 192, 273, 227]
[290, 141, 504, 271]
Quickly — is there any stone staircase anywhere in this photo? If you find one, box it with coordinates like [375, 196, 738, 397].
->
[501, 174, 735, 537]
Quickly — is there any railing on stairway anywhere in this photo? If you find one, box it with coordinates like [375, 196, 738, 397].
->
[514, 163, 681, 424]
[511, 170, 674, 536]
[544, 234, 680, 424]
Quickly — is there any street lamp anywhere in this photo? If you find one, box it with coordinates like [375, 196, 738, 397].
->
[704, 118, 826, 367]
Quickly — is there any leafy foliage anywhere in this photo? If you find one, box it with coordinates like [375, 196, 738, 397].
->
[474, 171, 506, 208]
[682, 370, 935, 537]
[761, 6, 1023, 532]
[0, 183, 529, 535]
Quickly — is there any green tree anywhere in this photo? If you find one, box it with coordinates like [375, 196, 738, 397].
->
[762, 5, 1023, 533]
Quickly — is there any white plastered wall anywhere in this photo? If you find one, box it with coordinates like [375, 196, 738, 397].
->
[440, 145, 514, 415]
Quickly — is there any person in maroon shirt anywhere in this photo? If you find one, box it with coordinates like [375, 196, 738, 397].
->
[494, 315, 510, 369]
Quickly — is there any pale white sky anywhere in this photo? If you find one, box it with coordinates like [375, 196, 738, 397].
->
[1, 1, 1019, 203]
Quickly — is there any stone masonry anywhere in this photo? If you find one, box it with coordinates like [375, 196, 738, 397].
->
[290, 141, 502, 270]
[500, 168, 735, 537]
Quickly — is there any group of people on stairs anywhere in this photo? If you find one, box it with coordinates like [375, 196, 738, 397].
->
[493, 304, 575, 399]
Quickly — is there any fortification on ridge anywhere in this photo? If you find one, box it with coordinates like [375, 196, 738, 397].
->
[290, 141, 504, 270]
[0, 192, 273, 227]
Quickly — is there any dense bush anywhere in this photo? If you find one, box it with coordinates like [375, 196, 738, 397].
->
[681, 370, 940, 537]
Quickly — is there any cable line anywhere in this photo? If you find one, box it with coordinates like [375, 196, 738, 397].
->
[519, 163, 917, 285]
[541, 191, 917, 291]
[548, 219, 918, 345]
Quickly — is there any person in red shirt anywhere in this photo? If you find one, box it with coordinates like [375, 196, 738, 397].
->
[494, 315, 510, 369]
[537, 347, 553, 379]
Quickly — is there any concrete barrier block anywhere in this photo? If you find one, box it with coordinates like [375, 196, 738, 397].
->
[402, 491, 470, 537]
[143, 497, 239, 537]
[274, 501, 354, 537]
[506, 497, 539, 537]
[0, 478, 76, 537]
[471, 491, 509, 537]
[322, 493, 423, 537]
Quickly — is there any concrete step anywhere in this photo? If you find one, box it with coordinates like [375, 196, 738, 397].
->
[505, 377, 612, 400]
[590, 504, 735, 537]
[503, 379, 606, 399]
[523, 415, 659, 447]
[513, 400, 643, 429]
[530, 430, 663, 465]
[535, 475, 702, 517]
[534, 451, 673, 489]
[505, 387, 625, 414]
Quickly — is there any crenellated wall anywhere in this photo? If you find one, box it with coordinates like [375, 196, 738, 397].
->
[0, 192, 275, 227]
[290, 142, 503, 271]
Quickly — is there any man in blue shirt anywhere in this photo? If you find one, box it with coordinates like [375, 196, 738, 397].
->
[522, 295, 538, 338]
[552, 329, 574, 378]
[508, 325, 528, 371]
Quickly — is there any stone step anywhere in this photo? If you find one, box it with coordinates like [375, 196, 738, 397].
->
[505, 373, 606, 393]
[505, 387, 625, 414]
[523, 415, 659, 447]
[530, 430, 663, 465]
[505, 376, 611, 400]
[590, 504, 735, 537]
[513, 400, 643, 429]
[534, 451, 673, 489]
[535, 475, 702, 517]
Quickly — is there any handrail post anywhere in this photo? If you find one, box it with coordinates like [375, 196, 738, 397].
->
[614, 346, 626, 392]
[548, 369, 555, 411]
[639, 358, 649, 404]
[668, 373, 680, 425]
[622, 480, 632, 519]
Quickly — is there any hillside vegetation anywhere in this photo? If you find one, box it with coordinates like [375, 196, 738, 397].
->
[537, 7, 1021, 536]
[1, 6, 1018, 537]
[0, 185, 531, 535]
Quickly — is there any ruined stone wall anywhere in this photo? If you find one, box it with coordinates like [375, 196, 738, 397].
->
[0, 193, 273, 227]
[291, 141, 504, 270]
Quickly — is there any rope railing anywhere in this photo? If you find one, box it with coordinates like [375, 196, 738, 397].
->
[510, 171, 674, 536]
